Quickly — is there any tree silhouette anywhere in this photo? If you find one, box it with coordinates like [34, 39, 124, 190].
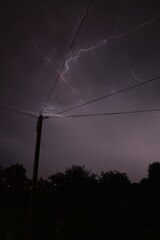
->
[99, 170, 131, 192]
[148, 162, 160, 185]
[0, 166, 4, 190]
[2, 163, 27, 192]
[139, 178, 149, 187]
[64, 165, 97, 196]
[65, 165, 92, 181]
[49, 172, 65, 187]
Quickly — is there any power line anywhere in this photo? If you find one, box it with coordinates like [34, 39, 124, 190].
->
[0, 105, 38, 118]
[49, 108, 160, 119]
[56, 75, 160, 115]
[42, 2, 91, 112]
[2, 75, 160, 120]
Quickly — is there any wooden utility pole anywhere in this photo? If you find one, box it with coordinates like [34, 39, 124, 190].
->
[28, 114, 43, 240]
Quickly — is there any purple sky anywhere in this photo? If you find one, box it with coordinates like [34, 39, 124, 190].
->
[1, 0, 160, 182]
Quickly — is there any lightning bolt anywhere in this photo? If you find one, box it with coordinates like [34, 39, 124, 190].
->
[61, 39, 106, 78]
[43, 103, 55, 117]
[125, 54, 141, 83]
[27, 12, 160, 116]
[29, 38, 77, 94]
[43, 106, 64, 118]
[106, 13, 160, 41]
[61, 12, 160, 93]
[128, 64, 141, 83]
[29, 38, 58, 73]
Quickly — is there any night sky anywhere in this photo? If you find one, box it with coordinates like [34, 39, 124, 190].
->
[1, 0, 160, 182]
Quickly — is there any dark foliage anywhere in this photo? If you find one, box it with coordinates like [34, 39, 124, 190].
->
[148, 162, 160, 185]
[0, 163, 27, 192]
[99, 170, 131, 190]
[0, 162, 160, 239]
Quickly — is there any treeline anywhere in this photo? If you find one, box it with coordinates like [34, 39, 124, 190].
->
[0, 162, 160, 239]
[0, 162, 160, 193]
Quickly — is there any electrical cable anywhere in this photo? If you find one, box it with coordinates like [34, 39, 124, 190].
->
[0, 105, 38, 118]
[56, 75, 160, 115]
[42, 2, 91, 112]
[48, 107, 160, 119]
